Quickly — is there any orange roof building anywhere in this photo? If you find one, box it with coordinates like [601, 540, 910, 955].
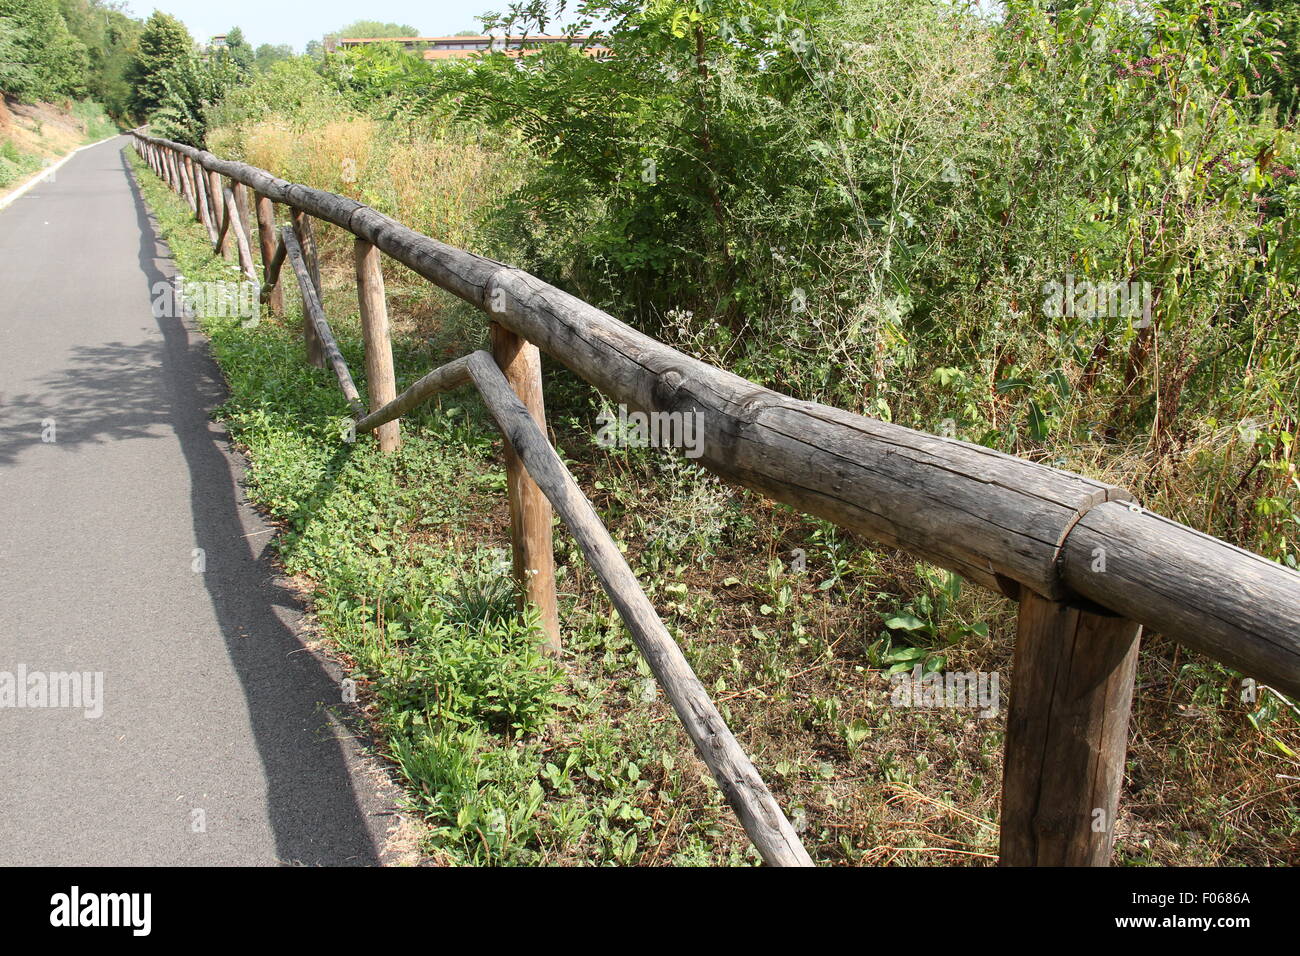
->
[323, 35, 611, 60]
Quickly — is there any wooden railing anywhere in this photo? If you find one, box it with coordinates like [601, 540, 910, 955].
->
[130, 129, 1300, 868]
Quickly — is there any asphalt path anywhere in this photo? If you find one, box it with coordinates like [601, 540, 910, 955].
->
[0, 137, 399, 865]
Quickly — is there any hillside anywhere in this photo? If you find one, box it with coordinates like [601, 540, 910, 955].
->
[0, 95, 116, 197]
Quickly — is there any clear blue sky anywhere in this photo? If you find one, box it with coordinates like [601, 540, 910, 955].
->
[122, 0, 503, 52]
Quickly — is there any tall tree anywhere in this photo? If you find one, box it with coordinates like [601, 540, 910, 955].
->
[126, 11, 192, 118]
[222, 25, 255, 77]
[148, 49, 237, 145]
[0, 0, 89, 100]
[329, 20, 420, 39]
[253, 43, 293, 72]
[58, 0, 144, 117]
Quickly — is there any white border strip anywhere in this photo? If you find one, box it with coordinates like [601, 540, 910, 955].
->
[0, 133, 122, 213]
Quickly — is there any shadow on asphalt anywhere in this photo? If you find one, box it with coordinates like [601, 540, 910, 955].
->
[116, 147, 385, 865]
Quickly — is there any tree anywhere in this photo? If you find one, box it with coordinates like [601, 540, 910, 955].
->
[148, 50, 237, 145]
[254, 43, 293, 72]
[58, 0, 144, 117]
[329, 20, 420, 39]
[221, 26, 255, 77]
[127, 11, 193, 118]
[0, 0, 89, 100]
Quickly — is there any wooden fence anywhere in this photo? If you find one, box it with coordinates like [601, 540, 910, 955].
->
[131, 130, 1300, 868]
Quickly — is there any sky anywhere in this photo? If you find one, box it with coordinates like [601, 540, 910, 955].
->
[121, 0, 504, 52]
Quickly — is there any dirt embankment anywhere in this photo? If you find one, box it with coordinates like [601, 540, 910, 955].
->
[2, 95, 96, 158]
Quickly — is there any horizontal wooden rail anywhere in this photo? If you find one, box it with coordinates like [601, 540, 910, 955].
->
[133, 128, 1298, 692]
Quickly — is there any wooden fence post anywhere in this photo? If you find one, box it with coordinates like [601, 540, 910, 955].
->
[190, 159, 215, 239]
[354, 240, 400, 453]
[291, 209, 327, 368]
[489, 323, 561, 653]
[999, 589, 1142, 866]
[232, 181, 251, 235]
[175, 152, 189, 206]
[182, 157, 198, 213]
[254, 193, 283, 315]
[180, 156, 196, 213]
[222, 186, 257, 282]
[207, 170, 230, 260]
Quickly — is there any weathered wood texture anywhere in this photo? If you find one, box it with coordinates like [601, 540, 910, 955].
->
[1060, 501, 1300, 698]
[291, 209, 327, 369]
[207, 169, 230, 259]
[1000, 591, 1141, 866]
[193, 157, 218, 243]
[354, 240, 400, 453]
[466, 350, 811, 866]
[353, 355, 472, 436]
[259, 236, 286, 306]
[182, 157, 202, 221]
[233, 182, 252, 240]
[131, 130, 1300, 704]
[222, 186, 257, 282]
[254, 193, 283, 315]
[213, 186, 231, 254]
[280, 226, 363, 414]
[490, 322, 561, 652]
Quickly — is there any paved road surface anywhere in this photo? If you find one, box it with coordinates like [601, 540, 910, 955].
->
[0, 136, 398, 865]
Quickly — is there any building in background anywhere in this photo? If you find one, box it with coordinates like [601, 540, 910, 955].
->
[322, 34, 611, 60]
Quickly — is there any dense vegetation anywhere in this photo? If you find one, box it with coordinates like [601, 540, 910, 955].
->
[123, 0, 1299, 865]
[204, 0, 1300, 563]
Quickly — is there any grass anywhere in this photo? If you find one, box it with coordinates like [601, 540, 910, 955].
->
[0, 139, 43, 189]
[71, 100, 119, 144]
[129, 145, 1300, 867]
[0, 99, 118, 190]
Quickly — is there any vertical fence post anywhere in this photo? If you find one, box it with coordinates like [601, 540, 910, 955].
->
[208, 170, 230, 260]
[489, 322, 561, 653]
[174, 151, 186, 198]
[179, 156, 196, 212]
[190, 159, 214, 237]
[999, 589, 1142, 866]
[222, 186, 257, 282]
[232, 182, 252, 246]
[254, 193, 283, 316]
[196, 163, 219, 245]
[185, 158, 205, 225]
[353, 239, 400, 453]
[290, 209, 327, 368]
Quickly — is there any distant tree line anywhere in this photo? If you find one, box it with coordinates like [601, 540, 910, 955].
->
[0, 0, 338, 132]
